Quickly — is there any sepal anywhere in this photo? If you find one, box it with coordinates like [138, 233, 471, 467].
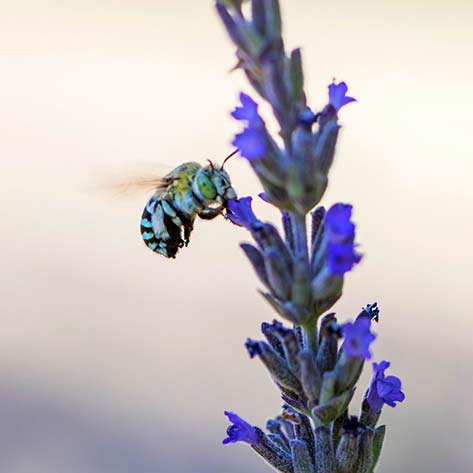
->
[291, 439, 315, 473]
[299, 351, 321, 406]
[240, 243, 269, 287]
[312, 387, 355, 425]
[314, 426, 336, 473]
[245, 339, 302, 392]
[354, 428, 374, 473]
[316, 313, 339, 374]
[252, 427, 294, 473]
[370, 425, 386, 473]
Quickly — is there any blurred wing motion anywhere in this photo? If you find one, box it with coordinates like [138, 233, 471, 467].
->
[94, 161, 172, 195]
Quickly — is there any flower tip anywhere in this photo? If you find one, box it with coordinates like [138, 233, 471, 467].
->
[223, 411, 258, 445]
[328, 81, 357, 112]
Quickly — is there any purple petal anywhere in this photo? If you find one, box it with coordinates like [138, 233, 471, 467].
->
[223, 411, 259, 445]
[231, 93, 262, 127]
[328, 81, 356, 112]
[227, 196, 259, 229]
[232, 128, 267, 160]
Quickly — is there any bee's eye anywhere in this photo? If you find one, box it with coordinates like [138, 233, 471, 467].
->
[196, 174, 217, 200]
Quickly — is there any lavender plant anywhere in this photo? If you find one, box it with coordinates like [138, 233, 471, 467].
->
[215, 1, 405, 472]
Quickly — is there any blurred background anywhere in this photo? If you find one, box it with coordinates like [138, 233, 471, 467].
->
[0, 0, 472, 472]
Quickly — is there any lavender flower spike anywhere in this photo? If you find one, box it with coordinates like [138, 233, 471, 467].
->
[341, 317, 376, 360]
[223, 411, 259, 445]
[212, 2, 405, 471]
[328, 81, 356, 112]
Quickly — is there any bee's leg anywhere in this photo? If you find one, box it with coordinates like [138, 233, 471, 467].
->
[183, 219, 194, 246]
[198, 206, 224, 220]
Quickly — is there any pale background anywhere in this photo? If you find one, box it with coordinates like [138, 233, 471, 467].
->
[0, 1, 472, 472]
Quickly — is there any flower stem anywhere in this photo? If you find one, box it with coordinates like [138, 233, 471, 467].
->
[302, 320, 318, 357]
[290, 212, 308, 263]
[290, 212, 318, 356]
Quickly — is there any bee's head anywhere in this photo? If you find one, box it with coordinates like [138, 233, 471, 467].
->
[194, 163, 237, 205]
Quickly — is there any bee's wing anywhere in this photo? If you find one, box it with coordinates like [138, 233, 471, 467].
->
[107, 176, 170, 195]
[94, 162, 172, 196]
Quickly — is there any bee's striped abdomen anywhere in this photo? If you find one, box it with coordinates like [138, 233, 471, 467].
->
[140, 194, 193, 258]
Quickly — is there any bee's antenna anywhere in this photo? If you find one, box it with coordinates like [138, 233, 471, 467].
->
[221, 148, 239, 169]
[207, 159, 215, 169]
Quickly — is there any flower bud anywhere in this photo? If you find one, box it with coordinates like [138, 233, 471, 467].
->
[313, 386, 355, 426]
[272, 323, 301, 377]
[334, 352, 364, 394]
[316, 313, 339, 374]
[314, 426, 336, 473]
[310, 206, 326, 253]
[281, 211, 295, 252]
[291, 439, 316, 473]
[260, 291, 311, 325]
[335, 416, 364, 473]
[314, 119, 340, 176]
[268, 433, 290, 453]
[261, 321, 286, 358]
[265, 247, 293, 301]
[252, 427, 294, 473]
[266, 418, 290, 450]
[294, 415, 315, 464]
[299, 351, 321, 406]
[240, 243, 269, 288]
[354, 428, 374, 473]
[245, 339, 302, 392]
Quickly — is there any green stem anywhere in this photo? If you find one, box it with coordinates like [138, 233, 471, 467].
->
[290, 212, 318, 356]
[302, 321, 318, 357]
[290, 212, 308, 262]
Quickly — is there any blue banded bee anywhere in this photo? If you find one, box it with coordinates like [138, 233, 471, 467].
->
[140, 150, 238, 258]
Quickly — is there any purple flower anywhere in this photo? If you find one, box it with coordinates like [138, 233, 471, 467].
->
[327, 242, 362, 275]
[232, 128, 267, 160]
[231, 93, 262, 127]
[227, 196, 259, 228]
[325, 203, 355, 243]
[366, 361, 405, 411]
[328, 81, 356, 112]
[231, 93, 267, 160]
[324, 203, 362, 275]
[341, 317, 376, 359]
[223, 411, 259, 445]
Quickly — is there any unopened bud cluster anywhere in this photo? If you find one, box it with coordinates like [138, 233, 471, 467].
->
[217, 0, 353, 214]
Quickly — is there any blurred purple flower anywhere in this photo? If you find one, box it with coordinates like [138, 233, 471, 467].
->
[329, 81, 356, 112]
[327, 242, 362, 275]
[325, 203, 355, 243]
[341, 317, 376, 359]
[366, 361, 405, 411]
[231, 93, 262, 126]
[325, 202, 362, 274]
[231, 93, 267, 160]
[223, 411, 259, 445]
[232, 128, 267, 160]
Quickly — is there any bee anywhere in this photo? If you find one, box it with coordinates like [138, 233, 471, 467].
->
[140, 150, 238, 258]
